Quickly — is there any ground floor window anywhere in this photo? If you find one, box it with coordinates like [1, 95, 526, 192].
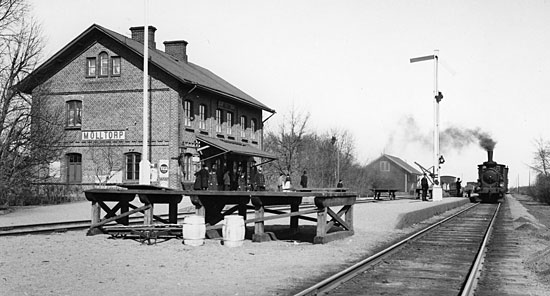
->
[126, 153, 141, 180]
[181, 153, 193, 181]
[67, 153, 82, 183]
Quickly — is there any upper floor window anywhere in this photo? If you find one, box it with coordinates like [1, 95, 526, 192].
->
[226, 112, 233, 135]
[125, 152, 141, 181]
[67, 153, 82, 183]
[183, 100, 193, 127]
[250, 119, 257, 140]
[86, 58, 96, 77]
[240, 116, 247, 138]
[87, 53, 120, 78]
[111, 57, 121, 76]
[215, 109, 223, 133]
[380, 161, 390, 172]
[98, 52, 109, 76]
[199, 104, 207, 130]
[66, 100, 82, 128]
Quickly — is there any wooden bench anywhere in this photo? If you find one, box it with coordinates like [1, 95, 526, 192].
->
[371, 188, 398, 200]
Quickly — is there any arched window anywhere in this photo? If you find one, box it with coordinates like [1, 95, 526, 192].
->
[98, 52, 109, 76]
[67, 153, 82, 183]
[66, 100, 82, 128]
[125, 152, 141, 181]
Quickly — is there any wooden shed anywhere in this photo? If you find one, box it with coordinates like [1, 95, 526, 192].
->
[366, 154, 422, 194]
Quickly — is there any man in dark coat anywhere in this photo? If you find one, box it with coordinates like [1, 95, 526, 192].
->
[455, 178, 462, 197]
[421, 174, 429, 201]
[195, 164, 209, 190]
[300, 170, 308, 188]
[254, 167, 266, 191]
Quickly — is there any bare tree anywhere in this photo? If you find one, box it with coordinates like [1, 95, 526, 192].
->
[264, 106, 310, 177]
[0, 0, 65, 205]
[532, 137, 550, 177]
[88, 143, 123, 186]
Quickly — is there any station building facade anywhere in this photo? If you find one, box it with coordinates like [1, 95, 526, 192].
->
[19, 24, 275, 192]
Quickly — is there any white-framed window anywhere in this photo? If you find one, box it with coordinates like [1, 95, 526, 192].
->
[240, 116, 247, 138]
[215, 109, 222, 133]
[199, 104, 207, 130]
[250, 119, 257, 140]
[125, 152, 141, 181]
[380, 161, 390, 172]
[226, 112, 233, 135]
[180, 154, 193, 181]
[183, 100, 192, 127]
[86, 58, 96, 77]
[111, 56, 121, 76]
[98, 52, 109, 76]
[66, 100, 82, 128]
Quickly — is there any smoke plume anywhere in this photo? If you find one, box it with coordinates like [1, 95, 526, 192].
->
[391, 115, 497, 152]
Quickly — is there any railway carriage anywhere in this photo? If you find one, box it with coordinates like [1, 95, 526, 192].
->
[474, 150, 508, 203]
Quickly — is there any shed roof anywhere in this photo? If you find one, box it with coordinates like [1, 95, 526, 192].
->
[17, 24, 275, 113]
[370, 154, 422, 175]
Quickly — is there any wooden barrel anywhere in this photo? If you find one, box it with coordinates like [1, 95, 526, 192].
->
[182, 215, 205, 246]
[222, 215, 245, 247]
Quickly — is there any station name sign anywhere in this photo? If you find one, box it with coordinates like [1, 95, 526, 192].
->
[82, 130, 126, 141]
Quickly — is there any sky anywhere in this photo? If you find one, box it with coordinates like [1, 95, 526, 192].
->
[28, 0, 550, 186]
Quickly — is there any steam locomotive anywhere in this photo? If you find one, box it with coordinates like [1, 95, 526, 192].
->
[472, 150, 509, 203]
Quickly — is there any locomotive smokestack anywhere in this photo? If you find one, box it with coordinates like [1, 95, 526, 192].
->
[487, 150, 494, 163]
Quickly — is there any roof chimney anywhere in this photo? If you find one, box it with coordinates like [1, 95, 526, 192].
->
[129, 25, 157, 49]
[164, 40, 188, 63]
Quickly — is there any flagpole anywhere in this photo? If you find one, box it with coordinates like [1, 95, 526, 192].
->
[139, 0, 151, 184]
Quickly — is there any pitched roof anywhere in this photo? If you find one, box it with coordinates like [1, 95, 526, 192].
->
[18, 24, 275, 113]
[369, 154, 422, 175]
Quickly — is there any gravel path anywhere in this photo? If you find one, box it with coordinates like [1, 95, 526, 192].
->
[3, 196, 541, 296]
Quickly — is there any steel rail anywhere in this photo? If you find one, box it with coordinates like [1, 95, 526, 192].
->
[460, 202, 501, 296]
[294, 202, 480, 296]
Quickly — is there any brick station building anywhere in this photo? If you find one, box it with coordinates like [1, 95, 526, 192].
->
[18, 24, 276, 192]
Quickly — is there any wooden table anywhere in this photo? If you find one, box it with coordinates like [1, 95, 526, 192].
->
[84, 188, 183, 235]
[371, 188, 399, 200]
[184, 190, 357, 244]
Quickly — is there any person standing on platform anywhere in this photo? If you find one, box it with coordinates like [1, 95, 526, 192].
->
[209, 163, 217, 190]
[421, 173, 429, 201]
[337, 179, 343, 188]
[455, 178, 462, 197]
[283, 174, 292, 191]
[254, 167, 266, 191]
[223, 169, 231, 191]
[198, 164, 209, 190]
[278, 173, 285, 191]
[300, 170, 308, 188]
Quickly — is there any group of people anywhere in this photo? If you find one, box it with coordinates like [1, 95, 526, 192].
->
[191, 163, 266, 192]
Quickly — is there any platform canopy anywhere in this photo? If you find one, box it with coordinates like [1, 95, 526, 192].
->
[196, 135, 277, 162]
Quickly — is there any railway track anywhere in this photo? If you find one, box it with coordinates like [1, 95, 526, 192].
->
[0, 198, 375, 236]
[294, 202, 501, 295]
